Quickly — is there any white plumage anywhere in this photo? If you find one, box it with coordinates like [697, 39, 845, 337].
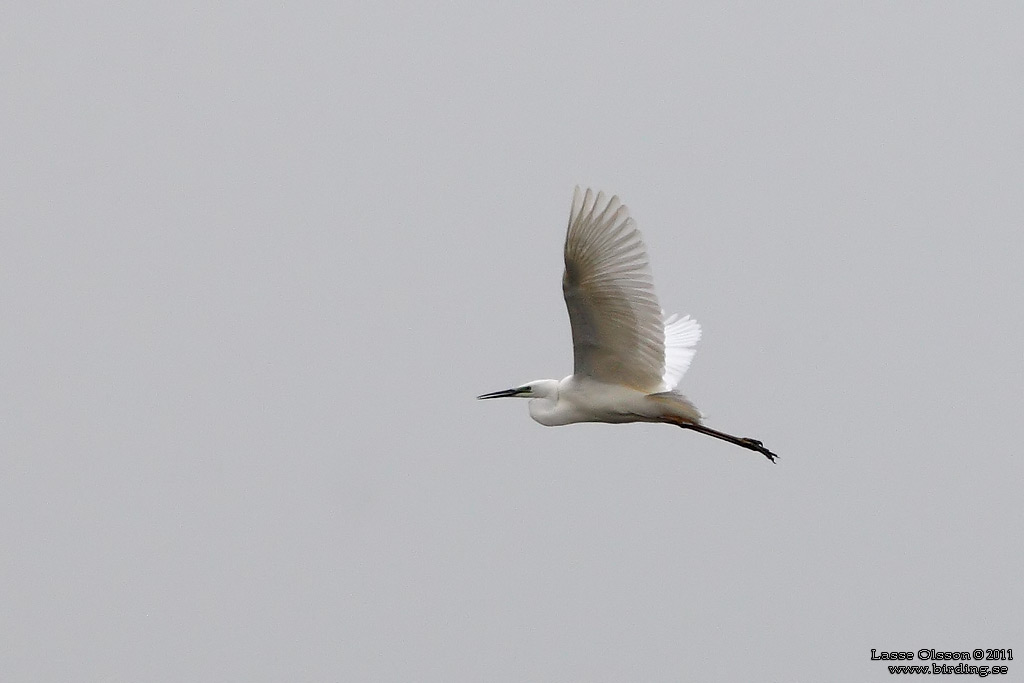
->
[478, 187, 778, 462]
[662, 312, 701, 391]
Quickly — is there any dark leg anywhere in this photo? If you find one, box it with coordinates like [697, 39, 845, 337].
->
[678, 423, 779, 463]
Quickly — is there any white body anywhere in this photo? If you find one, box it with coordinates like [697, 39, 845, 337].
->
[526, 376, 702, 427]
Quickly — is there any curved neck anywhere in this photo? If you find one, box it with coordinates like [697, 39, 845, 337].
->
[526, 378, 572, 426]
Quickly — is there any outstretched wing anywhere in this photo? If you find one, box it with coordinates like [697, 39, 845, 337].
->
[562, 187, 666, 392]
[661, 312, 701, 390]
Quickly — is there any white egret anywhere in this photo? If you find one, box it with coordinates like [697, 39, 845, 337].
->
[478, 187, 779, 463]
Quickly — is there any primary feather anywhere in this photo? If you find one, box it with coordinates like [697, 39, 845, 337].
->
[661, 312, 701, 390]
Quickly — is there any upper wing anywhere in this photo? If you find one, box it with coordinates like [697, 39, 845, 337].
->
[661, 312, 701, 390]
[562, 187, 666, 391]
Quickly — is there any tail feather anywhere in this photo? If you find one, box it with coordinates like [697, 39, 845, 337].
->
[647, 390, 703, 424]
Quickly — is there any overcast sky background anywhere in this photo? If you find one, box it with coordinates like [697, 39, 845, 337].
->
[2, 3, 1022, 681]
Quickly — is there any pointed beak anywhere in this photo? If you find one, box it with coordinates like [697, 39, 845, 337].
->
[476, 387, 526, 400]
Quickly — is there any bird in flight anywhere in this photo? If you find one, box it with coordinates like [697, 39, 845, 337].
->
[478, 187, 779, 462]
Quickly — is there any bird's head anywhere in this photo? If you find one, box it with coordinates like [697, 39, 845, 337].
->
[477, 379, 558, 401]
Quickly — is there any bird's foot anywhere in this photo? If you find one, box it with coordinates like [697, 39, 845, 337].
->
[740, 437, 779, 463]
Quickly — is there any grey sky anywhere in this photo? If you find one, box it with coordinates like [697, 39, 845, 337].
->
[2, 3, 1022, 681]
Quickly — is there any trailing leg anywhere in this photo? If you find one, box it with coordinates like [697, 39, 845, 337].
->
[677, 422, 779, 463]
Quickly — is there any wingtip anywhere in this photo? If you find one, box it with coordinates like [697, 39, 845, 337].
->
[570, 187, 632, 229]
